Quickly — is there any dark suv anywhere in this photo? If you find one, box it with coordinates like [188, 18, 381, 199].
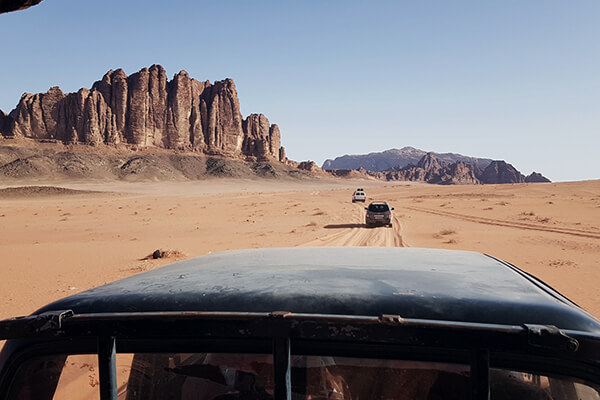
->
[365, 201, 394, 227]
[1, 247, 599, 400]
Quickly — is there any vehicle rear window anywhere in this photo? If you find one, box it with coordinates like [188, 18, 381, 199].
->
[368, 204, 389, 212]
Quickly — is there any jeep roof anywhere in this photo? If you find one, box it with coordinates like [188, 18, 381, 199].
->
[16, 247, 597, 331]
[1, 247, 599, 400]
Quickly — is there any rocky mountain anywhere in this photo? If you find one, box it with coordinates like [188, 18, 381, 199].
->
[356, 153, 550, 184]
[478, 160, 524, 184]
[322, 147, 493, 171]
[0, 65, 552, 185]
[371, 153, 479, 184]
[525, 172, 551, 183]
[0, 65, 285, 162]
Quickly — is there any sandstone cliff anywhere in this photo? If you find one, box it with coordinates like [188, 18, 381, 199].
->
[2, 65, 285, 161]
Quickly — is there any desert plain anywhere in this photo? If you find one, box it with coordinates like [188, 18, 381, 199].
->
[0, 177, 599, 334]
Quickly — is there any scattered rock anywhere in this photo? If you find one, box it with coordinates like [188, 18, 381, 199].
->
[205, 157, 252, 177]
[252, 162, 279, 178]
[145, 249, 185, 260]
[152, 249, 163, 259]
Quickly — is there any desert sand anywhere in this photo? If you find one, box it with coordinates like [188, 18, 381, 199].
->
[0, 178, 599, 328]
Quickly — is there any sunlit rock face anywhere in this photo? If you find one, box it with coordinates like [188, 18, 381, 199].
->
[4, 65, 284, 161]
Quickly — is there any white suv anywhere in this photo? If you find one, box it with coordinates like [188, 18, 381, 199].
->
[352, 188, 366, 202]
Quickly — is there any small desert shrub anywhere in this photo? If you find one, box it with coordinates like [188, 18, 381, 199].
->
[433, 228, 457, 239]
[548, 259, 576, 268]
[439, 229, 456, 236]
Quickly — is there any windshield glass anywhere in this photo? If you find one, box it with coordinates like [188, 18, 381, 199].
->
[8, 352, 600, 400]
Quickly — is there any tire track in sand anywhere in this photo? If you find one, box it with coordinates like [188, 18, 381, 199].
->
[404, 205, 600, 240]
[300, 203, 405, 247]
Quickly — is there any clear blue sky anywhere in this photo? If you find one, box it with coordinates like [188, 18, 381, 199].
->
[1, 0, 598, 181]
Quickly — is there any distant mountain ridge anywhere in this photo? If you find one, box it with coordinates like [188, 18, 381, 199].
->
[322, 146, 493, 171]
[325, 149, 550, 184]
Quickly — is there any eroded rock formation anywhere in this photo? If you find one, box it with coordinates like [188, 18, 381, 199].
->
[242, 113, 281, 160]
[3, 65, 285, 161]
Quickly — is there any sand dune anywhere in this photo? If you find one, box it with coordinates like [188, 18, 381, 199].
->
[0, 179, 598, 328]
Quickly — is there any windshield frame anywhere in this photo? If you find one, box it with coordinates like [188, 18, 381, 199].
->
[2, 312, 600, 400]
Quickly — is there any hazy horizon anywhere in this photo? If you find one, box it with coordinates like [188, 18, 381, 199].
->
[1, 1, 598, 182]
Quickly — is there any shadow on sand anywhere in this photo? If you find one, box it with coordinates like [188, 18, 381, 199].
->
[324, 223, 367, 229]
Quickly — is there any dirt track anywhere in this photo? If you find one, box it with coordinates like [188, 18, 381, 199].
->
[404, 205, 600, 240]
[302, 202, 405, 247]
